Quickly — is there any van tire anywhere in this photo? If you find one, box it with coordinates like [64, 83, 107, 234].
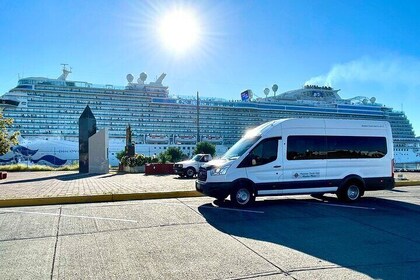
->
[230, 184, 255, 207]
[185, 167, 195, 178]
[337, 181, 363, 202]
[310, 193, 324, 199]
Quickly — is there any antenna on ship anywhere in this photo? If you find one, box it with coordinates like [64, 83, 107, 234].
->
[264, 88, 270, 98]
[272, 84, 278, 97]
[58, 64, 72, 80]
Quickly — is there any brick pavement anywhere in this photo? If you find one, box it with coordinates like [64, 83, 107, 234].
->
[0, 171, 196, 200]
[0, 171, 418, 202]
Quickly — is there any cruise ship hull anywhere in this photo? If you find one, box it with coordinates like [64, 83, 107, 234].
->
[0, 68, 418, 168]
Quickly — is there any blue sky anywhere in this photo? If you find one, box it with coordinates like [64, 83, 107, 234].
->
[1, 0, 420, 135]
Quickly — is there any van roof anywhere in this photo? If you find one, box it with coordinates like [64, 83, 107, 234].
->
[254, 118, 391, 138]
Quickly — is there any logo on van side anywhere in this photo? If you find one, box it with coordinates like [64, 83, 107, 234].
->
[293, 171, 321, 179]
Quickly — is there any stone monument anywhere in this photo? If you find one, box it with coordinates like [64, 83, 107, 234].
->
[79, 105, 97, 173]
[88, 128, 109, 174]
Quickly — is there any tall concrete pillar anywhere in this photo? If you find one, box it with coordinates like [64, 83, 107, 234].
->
[88, 128, 109, 174]
[79, 105, 97, 173]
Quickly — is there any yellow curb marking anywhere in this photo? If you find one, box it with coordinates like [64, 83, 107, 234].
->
[0, 191, 203, 208]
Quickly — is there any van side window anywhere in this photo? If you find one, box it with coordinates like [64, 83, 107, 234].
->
[247, 138, 278, 166]
[287, 136, 326, 160]
[287, 135, 387, 160]
[326, 136, 387, 159]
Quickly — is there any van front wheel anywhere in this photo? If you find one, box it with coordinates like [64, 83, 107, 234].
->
[337, 182, 363, 202]
[230, 185, 255, 207]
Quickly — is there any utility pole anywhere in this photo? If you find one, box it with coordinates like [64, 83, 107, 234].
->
[196, 91, 200, 144]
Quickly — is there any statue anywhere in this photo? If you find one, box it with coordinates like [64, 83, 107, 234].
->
[126, 125, 132, 146]
[125, 124, 135, 156]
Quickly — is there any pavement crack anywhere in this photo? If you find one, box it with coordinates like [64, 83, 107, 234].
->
[57, 221, 208, 238]
[50, 206, 62, 280]
[223, 270, 295, 280]
[0, 235, 57, 242]
[227, 234, 288, 277]
[177, 198, 206, 218]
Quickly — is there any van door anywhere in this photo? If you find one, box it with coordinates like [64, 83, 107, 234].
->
[241, 137, 283, 190]
[282, 135, 327, 193]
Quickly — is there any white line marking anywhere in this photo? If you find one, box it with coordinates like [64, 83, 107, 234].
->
[315, 203, 375, 210]
[202, 206, 264, 214]
[1, 210, 138, 223]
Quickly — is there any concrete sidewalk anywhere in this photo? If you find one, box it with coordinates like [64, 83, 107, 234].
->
[0, 171, 200, 207]
[0, 171, 419, 208]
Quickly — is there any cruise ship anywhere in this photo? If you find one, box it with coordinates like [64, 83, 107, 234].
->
[0, 66, 419, 168]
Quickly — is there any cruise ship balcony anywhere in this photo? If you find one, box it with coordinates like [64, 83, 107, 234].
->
[174, 135, 196, 144]
[145, 134, 170, 144]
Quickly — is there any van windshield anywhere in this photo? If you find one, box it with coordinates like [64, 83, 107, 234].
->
[222, 136, 261, 160]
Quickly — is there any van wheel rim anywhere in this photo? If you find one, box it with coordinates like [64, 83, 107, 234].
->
[236, 189, 250, 205]
[347, 185, 360, 200]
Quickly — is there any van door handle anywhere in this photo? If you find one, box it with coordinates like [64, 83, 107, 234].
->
[273, 165, 282, 168]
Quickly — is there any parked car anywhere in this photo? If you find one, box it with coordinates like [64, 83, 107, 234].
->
[173, 154, 212, 178]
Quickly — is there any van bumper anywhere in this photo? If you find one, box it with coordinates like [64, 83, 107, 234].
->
[364, 177, 395, 191]
[196, 180, 234, 199]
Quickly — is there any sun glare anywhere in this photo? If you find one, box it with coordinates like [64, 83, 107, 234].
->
[158, 9, 201, 54]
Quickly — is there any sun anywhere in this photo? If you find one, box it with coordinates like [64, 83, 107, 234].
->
[158, 8, 201, 54]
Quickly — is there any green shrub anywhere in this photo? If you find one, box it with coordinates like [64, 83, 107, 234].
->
[116, 150, 126, 161]
[120, 153, 147, 167]
[158, 152, 171, 163]
[0, 162, 79, 171]
[164, 147, 184, 162]
[194, 142, 216, 156]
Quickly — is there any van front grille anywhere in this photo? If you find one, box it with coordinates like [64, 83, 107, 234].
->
[198, 167, 207, 181]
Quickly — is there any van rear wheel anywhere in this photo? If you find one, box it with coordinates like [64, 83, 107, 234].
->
[337, 182, 363, 202]
[230, 185, 255, 207]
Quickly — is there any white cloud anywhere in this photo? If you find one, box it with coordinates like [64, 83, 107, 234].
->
[304, 55, 420, 136]
[305, 56, 420, 88]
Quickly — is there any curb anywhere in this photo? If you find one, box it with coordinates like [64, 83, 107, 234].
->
[0, 181, 419, 208]
[395, 180, 420, 187]
[0, 191, 204, 208]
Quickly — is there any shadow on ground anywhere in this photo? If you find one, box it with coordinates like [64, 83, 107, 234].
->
[0, 172, 100, 184]
[199, 196, 420, 279]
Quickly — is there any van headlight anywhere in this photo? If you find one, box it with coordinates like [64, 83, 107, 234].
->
[210, 164, 231, 176]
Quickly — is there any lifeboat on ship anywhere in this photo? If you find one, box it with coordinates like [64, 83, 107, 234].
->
[201, 135, 223, 144]
[175, 135, 197, 144]
[145, 134, 170, 144]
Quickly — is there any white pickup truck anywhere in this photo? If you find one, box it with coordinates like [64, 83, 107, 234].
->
[173, 154, 212, 178]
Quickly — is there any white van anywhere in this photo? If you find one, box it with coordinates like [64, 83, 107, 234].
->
[196, 118, 395, 207]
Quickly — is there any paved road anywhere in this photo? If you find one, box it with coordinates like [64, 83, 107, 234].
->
[1, 186, 420, 279]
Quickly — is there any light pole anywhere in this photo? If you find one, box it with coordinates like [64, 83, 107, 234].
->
[196, 91, 200, 144]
